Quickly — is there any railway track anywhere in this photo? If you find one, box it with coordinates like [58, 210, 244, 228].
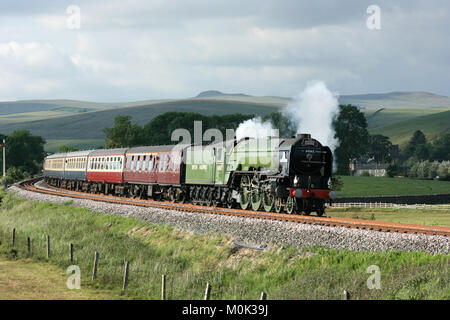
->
[17, 177, 450, 237]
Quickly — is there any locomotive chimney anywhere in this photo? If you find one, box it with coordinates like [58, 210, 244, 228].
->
[297, 133, 311, 139]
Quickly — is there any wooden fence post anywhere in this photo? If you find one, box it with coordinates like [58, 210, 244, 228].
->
[122, 261, 129, 290]
[27, 237, 31, 255]
[92, 251, 99, 280]
[204, 283, 211, 300]
[260, 292, 267, 300]
[343, 290, 350, 300]
[12, 228, 15, 246]
[161, 274, 166, 300]
[69, 243, 74, 263]
[46, 235, 50, 258]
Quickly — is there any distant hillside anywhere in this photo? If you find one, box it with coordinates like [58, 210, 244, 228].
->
[339, 91, 450, 110]
[195, 90, 250, 98]
[0, 99, 279, 141]
[370, 109, 450, 145]
[364, 108, 448, 129]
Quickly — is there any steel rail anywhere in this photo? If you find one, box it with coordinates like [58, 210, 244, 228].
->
[17, 177, 450, 237]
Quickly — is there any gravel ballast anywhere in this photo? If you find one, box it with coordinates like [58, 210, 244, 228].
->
[6, 184, 450, 255]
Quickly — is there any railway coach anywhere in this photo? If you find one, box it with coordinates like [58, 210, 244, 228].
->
[123, 145, 186, 200]
[60, 150, 91, 190]
[86, 148, 127, 194]
[43, 152, 66, 185]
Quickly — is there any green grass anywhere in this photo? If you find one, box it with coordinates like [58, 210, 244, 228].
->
[1, 190, 450, 300]
[0, 99, 280, 140]
[337, 176, 450, 197]
[327, 207, 450, 227]
[364, 108, 447, 130]
[45, 139, 105, 153]
[370, 110, 450, 145]
[0, 254, 121, 300]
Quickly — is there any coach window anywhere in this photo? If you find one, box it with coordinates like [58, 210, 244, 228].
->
[164, 154, 169, 172]
[131, 156, 135, 171]
[137, 156, 141, 171]
[147, 155, 152, 171]
[157, 156, 161, 172]
[142, 156, 147, 171]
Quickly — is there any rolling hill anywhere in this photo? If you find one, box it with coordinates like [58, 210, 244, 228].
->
[369, 109, 450, 145]
[0, 99, 280, 151]
[1, 90, 449, 151]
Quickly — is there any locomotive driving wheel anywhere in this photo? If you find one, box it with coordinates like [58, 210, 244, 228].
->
[226, 190, 235, 208]
[250, 176, 262, 211]
[239, 175, 251, 210]
[285, 196, 295, 214]
[205, 187, 213, 206]
[262, 190, 274, 212]
[274, 196, 283, 213]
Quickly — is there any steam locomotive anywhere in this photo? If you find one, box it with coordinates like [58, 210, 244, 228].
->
[43, 133, 335, 216]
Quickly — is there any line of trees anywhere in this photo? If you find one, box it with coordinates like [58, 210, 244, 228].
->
[104, 105, 372, 175]
[103, 113, 255, 149]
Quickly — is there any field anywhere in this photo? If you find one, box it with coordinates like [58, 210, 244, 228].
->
[337, 176, 450, 197]
[45, 139, 105, 153]
[1, 189, 450, 300]
[0, 91, 449, 152]
[364, 108, 447, 130]
[0, 99, 280, 152]
[327, 207, 450, 227]
[0, 255, 120, 300]
[369, 110, 450, 145]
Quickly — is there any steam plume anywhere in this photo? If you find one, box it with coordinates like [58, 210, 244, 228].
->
[235, 117, 277, 141]
[285, 81, 340, 152]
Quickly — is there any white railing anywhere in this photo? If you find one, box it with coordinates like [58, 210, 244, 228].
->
[326, 202, 450, 209]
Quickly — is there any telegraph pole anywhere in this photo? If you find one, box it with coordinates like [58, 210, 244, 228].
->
[1, 139, 5, 186]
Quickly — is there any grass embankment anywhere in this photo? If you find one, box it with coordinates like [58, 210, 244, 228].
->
[0, 190, 449, 300]
[0, 254, 120, 300]
[327, 207, 450, 227]
[337, 176, 450, 197]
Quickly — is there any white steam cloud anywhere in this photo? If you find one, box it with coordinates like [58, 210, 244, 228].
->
[235, 117, 277, 141]
[285, 81, 340, 152]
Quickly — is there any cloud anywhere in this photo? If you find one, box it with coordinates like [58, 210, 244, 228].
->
[0, 0, 448, 101]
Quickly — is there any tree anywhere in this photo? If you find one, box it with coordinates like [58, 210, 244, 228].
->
[3, 130, 46, 174]
[103, 115, 145, 148]
[429, 133, 450, 161]
[57, 145, 79, 153]
[367, 134, 392, 163]
[405, 130, 427, 158]
[262, 112, 296, 138]
[142, 112, 254, 146]
[333, 105, 369, 175]
[414, 144, 430, 161]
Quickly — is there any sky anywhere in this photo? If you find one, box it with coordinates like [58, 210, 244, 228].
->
[0, 0, 449, 101]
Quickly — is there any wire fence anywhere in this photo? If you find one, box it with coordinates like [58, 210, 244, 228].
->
[0, 226, 277, 300]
